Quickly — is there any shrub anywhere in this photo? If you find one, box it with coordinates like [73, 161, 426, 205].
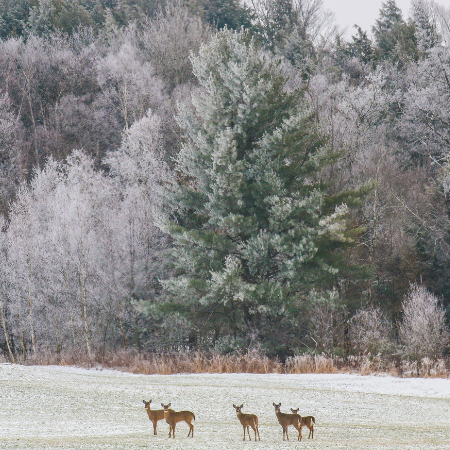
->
[349, 305, 395, 356]
[399, 284, 450, 362]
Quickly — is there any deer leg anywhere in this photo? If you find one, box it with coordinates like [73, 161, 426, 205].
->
[294, 422, 301, 441]
[242, 425, 246, 441]
[152, 420, 157, 435]
[172, 424, 176, 438]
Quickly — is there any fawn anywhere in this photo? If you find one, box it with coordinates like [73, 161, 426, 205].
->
[291, 408, 315, 439]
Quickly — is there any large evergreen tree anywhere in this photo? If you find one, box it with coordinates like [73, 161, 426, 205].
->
[157, 28, 363, 354]
[372, 0, 417, 63]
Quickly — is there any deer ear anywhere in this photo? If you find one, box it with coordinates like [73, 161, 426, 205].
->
[161, 403, 164, 408]
[149, 399, 152, 403]
[143, 400, 145, 404]
[240, 404, 243, 408]
[233, 404, 236, 408]
[168, 403, 171, 408]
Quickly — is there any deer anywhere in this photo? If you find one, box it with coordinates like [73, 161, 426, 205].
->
[273, 402, 301, 441]
[290, 408, 315, 439]
[142, 400, 165, 435]
[160, 403, 195, 438]
[232, 404, 260, 441]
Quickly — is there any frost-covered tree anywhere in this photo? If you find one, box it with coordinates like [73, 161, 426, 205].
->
[157, 28, 363, 353]
[199, 0, 254, 30]
[349, 305, 394, 356]
[372, 0, 417, 63]
[96, 27, 166, 129]
[0, 93, 23, 214]
[140, 0, 211, 92]
[398, 45, 450, 163]
[399, 284, 449, 361]
[0, 0, 31, 39]
[412, 0, 440, 54]
[106, 110, 172, 350]
[307, 289, 345, 352]
[0, 150, 158, 358]
[250, 0, 337, 71]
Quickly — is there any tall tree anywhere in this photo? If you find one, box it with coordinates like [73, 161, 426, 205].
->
[198, 0, 254, 30]
[372, 0, 417, 63]
[157, 28, 364, 354]
[399, 284, 449, 362]
[340, 25, 375, 66]
[412, 0, 439, 54]
[0, 0, 31, 39]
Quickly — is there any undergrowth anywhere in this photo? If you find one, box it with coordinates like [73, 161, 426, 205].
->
[5, 349, 448, 378]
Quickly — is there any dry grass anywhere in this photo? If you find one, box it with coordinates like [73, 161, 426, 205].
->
[13, 349, 450, 378]
[284, 354, 337, 373]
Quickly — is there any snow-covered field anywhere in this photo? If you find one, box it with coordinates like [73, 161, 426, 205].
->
[0, 364, 449, 449]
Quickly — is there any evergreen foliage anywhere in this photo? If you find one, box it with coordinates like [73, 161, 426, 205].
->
[341, 26, 375, 65]
[372, 0, 418, 63]
[157, 29, 364, 353]
[198, 0, 254, 30]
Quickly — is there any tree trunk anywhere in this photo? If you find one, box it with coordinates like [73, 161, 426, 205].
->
[0, 300, 15, 363]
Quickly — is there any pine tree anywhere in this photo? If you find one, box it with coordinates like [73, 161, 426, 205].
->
[372, 0, 417, 63]
[344, 25, 375, 65]
[158, 28, 364, 353]
[199, 0, 254, 31]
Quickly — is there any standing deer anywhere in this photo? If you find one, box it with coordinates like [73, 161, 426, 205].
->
[290, 408, 315, 439]
[160, 403, 195, 438]
[232, 404, 260, 441]
[273, 402, 301, 441]
[142, 400, 165, 435]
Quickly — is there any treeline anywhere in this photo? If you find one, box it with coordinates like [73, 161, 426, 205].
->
[0, 0, 450, 370]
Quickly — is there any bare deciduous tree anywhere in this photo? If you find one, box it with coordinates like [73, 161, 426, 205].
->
[140, 0, 211, 92]
[349, 306, 394, 356]
[399, 284, 449, 361]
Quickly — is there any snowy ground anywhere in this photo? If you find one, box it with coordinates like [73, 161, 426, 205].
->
[0, 364, 449, 449]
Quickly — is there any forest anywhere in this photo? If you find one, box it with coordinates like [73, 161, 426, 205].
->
[0, 0, 449, 371]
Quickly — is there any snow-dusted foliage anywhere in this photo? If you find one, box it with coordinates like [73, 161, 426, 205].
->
[399, 284, 450, 360]
[96, 27, 166, 129]
[349, 306, 394, 356]
[1, 0, 450, 362]
[157, 28, 361, 352]
[0, 150, 166, 357]
[140, 0, 211, 92]
[0, 93, 23, 213]
[307, 289, 345, 352]
[397, 46, 450, 162]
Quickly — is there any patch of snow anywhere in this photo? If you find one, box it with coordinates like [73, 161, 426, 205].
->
[0, 365, 449, 449]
